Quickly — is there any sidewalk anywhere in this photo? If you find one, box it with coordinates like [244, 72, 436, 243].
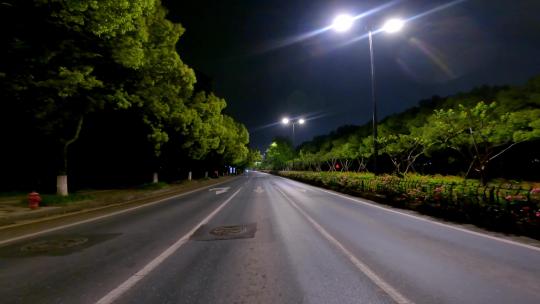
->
[0, 177, 235, 228]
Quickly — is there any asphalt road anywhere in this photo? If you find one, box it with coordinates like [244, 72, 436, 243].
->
[1, 171, 539, 304]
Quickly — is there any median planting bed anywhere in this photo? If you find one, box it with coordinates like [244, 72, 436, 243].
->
[276, 171, 540, 238]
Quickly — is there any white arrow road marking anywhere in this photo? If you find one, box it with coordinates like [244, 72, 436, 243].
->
[254, 186, 264, 194]
[209, 187, 230, 195]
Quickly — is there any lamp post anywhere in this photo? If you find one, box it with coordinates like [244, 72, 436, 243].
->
[332, 15, 404, 174]
[282, 117, 305, 146]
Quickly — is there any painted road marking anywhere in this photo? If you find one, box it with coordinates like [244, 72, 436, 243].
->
[209, 187, 230, 195]
[274, 186, 413, 304]
[254, 186, 264, 194]
[95, 187, 243, 304]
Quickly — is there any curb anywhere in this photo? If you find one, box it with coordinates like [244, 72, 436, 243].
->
[0, 177, 237, 231]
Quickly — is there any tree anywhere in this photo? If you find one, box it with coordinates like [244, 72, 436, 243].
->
[1, 0, 251, 192]
[426, 102, 540, 184]
[357, 136, 374, 172]
[242, 149, 263, 169]
[124, 3, 196, 182]
[175, 92, 226, 160]
[1, 0, 164, 195]
[379, 126, 430, 176]
[264, 138, 295, 170]
[219, 116, 250, 167]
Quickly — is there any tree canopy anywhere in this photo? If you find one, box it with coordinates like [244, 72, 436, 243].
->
[0, 0, 253, 194]
[262, 76, 540, 183]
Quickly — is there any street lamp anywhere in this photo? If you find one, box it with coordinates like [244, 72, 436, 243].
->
[282, 117, 305, 146]
[332, 16, 405, 174]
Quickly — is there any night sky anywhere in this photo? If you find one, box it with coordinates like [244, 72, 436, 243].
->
[163, 0, 540, 150]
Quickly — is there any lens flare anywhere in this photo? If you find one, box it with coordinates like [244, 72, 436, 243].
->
[332, 14, 354, 32]
[383, 18, 405, 33]
[409, 37, 456, 79]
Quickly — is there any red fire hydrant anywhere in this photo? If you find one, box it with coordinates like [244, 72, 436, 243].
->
[28, 192, 41, 210]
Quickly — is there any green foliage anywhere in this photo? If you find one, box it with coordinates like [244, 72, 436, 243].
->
[2, 0, 251, 193]
[204, 115, 249, 166]
[282, 76, 540, 183]
[263, 137, 295, 170]
[425, 102, 540, 183]
[36, 0, 156, 38]
[178, 92, 226, 159]
[37, 194, 94, 206]
[242, 149, 263, 168]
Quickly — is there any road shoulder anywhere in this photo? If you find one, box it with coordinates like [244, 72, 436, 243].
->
[0, 176, 239, 245]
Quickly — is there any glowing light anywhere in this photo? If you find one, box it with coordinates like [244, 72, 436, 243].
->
[298, 118, 305, 124]
[281, 117, 290, 124]
[383, 18, 404, 33]
[332, 14, 354, 32]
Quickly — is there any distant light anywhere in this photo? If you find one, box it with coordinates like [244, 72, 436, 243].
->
[282, 117, 290, 124]
[332, 14, 354, 32]
[383, 18, 405, 33]
[298, 118, 305, 124]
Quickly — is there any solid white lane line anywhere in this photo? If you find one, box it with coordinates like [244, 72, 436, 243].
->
[0, 179, 237, 247]
[276, 175, 540, 253]
[95, 187, 243, 304]
[274, 186, 413, 304]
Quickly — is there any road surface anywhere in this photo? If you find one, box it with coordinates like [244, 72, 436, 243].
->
[0, 171, 539, 304]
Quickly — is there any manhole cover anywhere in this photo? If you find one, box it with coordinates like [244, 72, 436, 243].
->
[209, 225, 246, 236]
[0, 234, 120, 258]
[21, 237, 89, 253]
[191, 223, 257, 241]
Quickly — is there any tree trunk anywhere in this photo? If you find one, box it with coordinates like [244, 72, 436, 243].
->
[56, 116, 84, 196]
[56, 175, 68, 196]
[153, 172, 159, 183]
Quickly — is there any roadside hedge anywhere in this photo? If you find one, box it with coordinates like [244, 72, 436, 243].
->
[276, 171, 540, 239]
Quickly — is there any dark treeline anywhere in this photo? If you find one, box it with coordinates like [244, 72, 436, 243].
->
[264, 77, 540, 183]
[0, 0, 261, 194]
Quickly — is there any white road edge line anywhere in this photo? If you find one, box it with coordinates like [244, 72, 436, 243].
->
[95, 187, 243, 304]
[0, 178, 237, 247]
[274, 186, 413, 304]
[275, 174, 540, 253]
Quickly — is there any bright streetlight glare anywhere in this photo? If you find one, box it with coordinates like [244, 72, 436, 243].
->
[298, 118, 305, 124]
[382, 18, 405, 33]
[332, 14, 354, 32]
[281, 117, 289, 124]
